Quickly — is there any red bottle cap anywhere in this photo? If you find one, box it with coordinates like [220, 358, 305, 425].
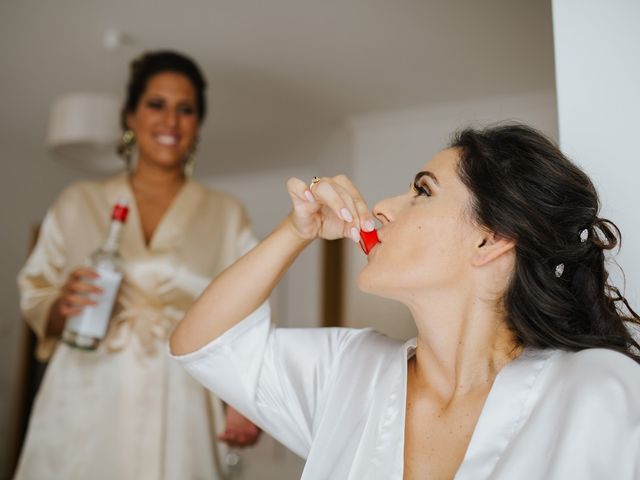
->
[359, 229, 379, 255]
[112, 202, 129, 222]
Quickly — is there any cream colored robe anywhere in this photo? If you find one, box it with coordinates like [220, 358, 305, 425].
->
[16, 174, 256, 480]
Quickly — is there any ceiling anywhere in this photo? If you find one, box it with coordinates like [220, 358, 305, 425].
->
[0, 0, 555, 175]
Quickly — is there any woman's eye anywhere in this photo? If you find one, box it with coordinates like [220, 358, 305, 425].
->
[146, 100, 164, 110]
[412, 181, 432, 197]
[178, 105, 196, 115]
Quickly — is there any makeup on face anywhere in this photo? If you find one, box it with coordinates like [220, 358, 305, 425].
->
[359, 229, 379, 255]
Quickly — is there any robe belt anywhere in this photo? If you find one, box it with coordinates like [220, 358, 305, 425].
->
[106, 300, 185, 355]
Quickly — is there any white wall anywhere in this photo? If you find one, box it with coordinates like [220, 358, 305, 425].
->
[553, 0, 640, 308]
[344, 90, 559, 340]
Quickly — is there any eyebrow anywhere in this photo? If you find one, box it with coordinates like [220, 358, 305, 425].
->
[414, 170, 440, 186]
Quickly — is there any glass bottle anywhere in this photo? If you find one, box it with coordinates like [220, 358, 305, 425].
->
[62, 199, 129, 350]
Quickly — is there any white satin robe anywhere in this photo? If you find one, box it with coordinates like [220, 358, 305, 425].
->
[16, 174, 256, 480]
[173, 304, 640, 479]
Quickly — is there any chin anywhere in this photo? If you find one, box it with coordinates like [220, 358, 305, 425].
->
[358, 266, 414, 304]
[145, 155, 184, 171]
[154, 150, 184, 165]
[357, 266, 384, 296]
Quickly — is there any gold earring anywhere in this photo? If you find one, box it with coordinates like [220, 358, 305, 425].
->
[118, 129, 136, 172]
[184, 138, 198, 177]
[122, 129, 135, 146]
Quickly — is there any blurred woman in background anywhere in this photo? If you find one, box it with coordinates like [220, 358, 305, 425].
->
[16, 51, 260, 480]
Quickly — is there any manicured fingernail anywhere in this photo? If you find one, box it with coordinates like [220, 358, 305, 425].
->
[363, 220, 375, 232]
[304, 190, 315, 202]
[350, 227, 360, 243]
[340, 208, 353, 222]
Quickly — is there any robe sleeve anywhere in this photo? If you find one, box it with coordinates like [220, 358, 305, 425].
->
[171, 306, 357, 459]
[17, 202, 68, 361]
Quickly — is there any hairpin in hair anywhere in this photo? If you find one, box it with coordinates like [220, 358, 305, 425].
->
[579, 228, 589, 243]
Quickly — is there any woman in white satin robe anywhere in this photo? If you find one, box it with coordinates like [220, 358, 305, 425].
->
[175, 306, 640, 479]
[170, 124, 640, 479]
[15, 51, 260, 480]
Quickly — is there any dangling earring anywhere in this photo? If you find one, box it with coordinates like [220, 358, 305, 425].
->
[118, 129, 136, 172]
[184, 137, 198, 177]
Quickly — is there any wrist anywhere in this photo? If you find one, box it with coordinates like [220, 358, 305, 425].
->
[46, 298, 67, 337]
[279, 216, 315, 249]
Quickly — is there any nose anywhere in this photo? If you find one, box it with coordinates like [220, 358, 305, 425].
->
[163, 108, 179, 128]
[373, 195, 399, 225]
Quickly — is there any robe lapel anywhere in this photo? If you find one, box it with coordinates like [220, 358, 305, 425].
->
[144, 179, 202, 253]
[454, 348, 557, 479]
[102, 175, 204, 255]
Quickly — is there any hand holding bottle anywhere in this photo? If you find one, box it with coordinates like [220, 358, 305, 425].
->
[46, 267, 102, 338]
[61, 199, 128, 350]
[55, 267, 103, 318]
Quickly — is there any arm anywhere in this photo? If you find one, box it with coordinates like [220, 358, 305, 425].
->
[44, 299, 66, 337]
[170, 217, 309, 355]
[170, 175, 375, 355]
[18, 209, 67, 353]
[18, 199, 102, 360]
[44, 268, 101, 336]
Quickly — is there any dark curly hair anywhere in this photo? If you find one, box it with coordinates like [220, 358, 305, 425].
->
[450, 123, 640, 363]
[120, 50, 207, 130]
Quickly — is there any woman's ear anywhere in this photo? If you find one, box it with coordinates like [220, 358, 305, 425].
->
[472, 231, 516, 267]
[125, 112, 135, 131]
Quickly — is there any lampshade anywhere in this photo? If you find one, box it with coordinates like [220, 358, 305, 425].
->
[46, 92, 124, 174]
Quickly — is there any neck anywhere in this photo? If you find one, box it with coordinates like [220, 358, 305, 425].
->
[130, 157, 185, 195]
[406, 287, 521, 403]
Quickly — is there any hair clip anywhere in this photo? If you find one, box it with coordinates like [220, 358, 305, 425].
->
[554, 263, 565, 278]
[579, 228, 589, 243]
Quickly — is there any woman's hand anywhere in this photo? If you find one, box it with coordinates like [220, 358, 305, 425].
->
[286, 175, 376, 242]
[171, 174, 375, 355]
[46, 267, 102, 337]
[218, 405, 262, 448]
[55, 267, 102, 318]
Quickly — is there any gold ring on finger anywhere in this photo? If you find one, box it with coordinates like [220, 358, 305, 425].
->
[309, 176, 320, 190]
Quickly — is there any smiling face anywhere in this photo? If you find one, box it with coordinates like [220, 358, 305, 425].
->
[126, 71, 200, 172]
[358, 148, 485, 302]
